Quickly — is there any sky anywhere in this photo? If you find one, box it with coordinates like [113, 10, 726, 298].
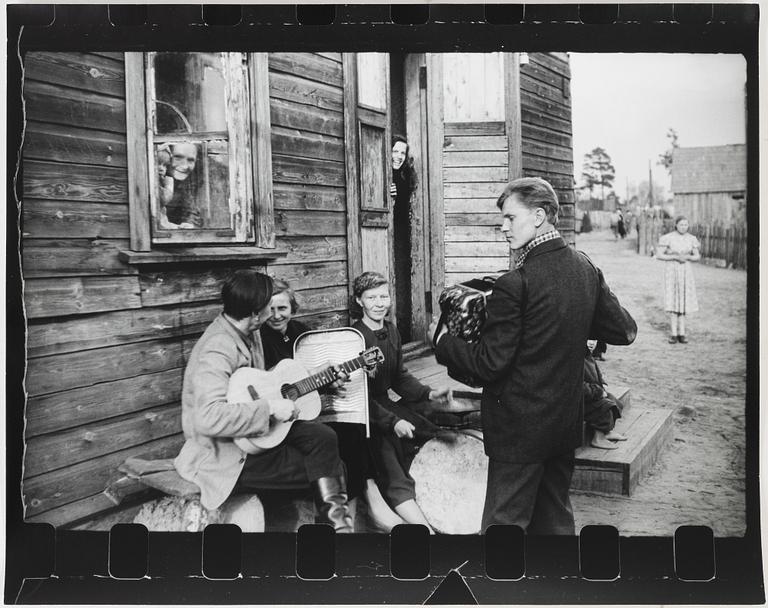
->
[570, 53, 747, 200]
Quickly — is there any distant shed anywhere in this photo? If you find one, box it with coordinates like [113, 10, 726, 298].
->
[671, 144, 746, 225]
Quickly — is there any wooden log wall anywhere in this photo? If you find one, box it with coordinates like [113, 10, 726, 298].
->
[443, 121, 510, 285]
[520, 52, 576, 243]
[21, 51, 350, 528]
[442, 52, 576, 285]
[267, 52, 350, 328]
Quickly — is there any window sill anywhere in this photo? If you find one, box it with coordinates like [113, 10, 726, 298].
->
[119, 246, 287, 266]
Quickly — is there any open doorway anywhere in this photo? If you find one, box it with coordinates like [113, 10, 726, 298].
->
[389, 53, 413, 343]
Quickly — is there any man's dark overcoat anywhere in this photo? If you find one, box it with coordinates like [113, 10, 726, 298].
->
[435, 236, 636, 463]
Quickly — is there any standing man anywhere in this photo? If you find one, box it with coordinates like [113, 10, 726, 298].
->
[174, 269, 354, 532]
[429, 177, 636, 534]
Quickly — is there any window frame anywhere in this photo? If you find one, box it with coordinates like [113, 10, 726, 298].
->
[124, 52, 275, 251]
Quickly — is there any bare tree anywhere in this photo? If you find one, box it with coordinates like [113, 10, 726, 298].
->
[657, 128, 679, 174]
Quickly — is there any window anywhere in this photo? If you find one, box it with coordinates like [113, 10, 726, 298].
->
[125, 52, 274, 251]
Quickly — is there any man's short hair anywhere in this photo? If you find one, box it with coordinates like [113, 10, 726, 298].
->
[352, 271, 388, 298]
[222, 270, 274, 320]
[496, 177, 560, 225]
[271, 278, 299, 314]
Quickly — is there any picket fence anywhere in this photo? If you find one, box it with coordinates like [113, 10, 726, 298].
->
[637, 213, 747, 270]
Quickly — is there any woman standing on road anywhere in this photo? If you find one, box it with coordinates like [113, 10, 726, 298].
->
[655, 216, 701, 343]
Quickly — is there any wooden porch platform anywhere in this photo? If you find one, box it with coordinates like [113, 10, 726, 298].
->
[406, 352, 674, 497]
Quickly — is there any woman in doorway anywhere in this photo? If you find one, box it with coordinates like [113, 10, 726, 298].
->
[655, 216, 701, 343]
[352, 271, 453, 532]
[390, 135, 418, 205]
[260, 279, 406, 532]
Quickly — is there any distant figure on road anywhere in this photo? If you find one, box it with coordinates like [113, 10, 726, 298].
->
[610, 209, 620, 240]
[655, 216, 701, 344]
[617, 209, 627, 239]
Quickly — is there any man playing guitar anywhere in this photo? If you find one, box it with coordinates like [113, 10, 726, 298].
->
[173, 269, 355, 532]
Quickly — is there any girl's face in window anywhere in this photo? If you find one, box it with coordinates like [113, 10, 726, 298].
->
[392, 141, 407, 170]
[170, 143, 198, 181]
[356, 283, 391, 323]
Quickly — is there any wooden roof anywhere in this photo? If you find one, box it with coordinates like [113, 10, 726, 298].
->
[671, 144, 746, 194]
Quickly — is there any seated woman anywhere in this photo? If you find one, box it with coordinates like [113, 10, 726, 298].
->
[352, 271, 453, 532]
[584, 340, 627, 449]
[260, 279, 310, 370]
[259, 279, 405, 532]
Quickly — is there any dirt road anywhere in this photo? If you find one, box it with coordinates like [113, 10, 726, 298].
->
[571, 230, 747, 536]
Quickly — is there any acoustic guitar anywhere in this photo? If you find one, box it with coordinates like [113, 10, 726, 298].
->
[227, 347, 384, 454]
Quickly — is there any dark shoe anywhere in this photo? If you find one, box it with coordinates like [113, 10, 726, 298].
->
[312, 476, 354, 533]
[678, 335, 688, 344]
[668, 336, 678, 344]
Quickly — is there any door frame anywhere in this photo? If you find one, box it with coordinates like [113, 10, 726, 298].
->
[342, 53, 396, 317]
[401, 53, 445, 344]
[343, 52, 446, 344]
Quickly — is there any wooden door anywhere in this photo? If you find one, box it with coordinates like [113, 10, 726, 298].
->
[343, 53, 395, 307]
[402, 53, 445, 341]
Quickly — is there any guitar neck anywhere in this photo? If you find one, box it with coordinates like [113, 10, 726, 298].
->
[289, 355, 369, 398]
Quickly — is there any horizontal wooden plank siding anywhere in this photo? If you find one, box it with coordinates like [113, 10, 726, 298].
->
[267, 53, 351, 330]
[25, 402, 181, 477]
[24, 51, 126, 98]
[24, 276, 142, 318]
[22, 238, 136, 278]
[26, 302, 219, 358]
[21, 51, 354, 526]
[273, 183, 346, 212]
[26, 338, 186, 396]
[443, 121, 509, 281]
[24, 435, 185, 519]
[24, 80, 126, 133]
[26, 368, 183, 436]
[23, 160, 128, 204]
[22, 199, 130, 239]
[23, 122, 127, 168]
[441, 53, 575, 284]
[521, 53, 575, 244]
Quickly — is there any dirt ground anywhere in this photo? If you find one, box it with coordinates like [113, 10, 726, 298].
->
[571, 230, 747, 536]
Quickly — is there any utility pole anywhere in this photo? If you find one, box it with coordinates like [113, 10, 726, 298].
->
[625, 177, 631, 211]
[648, 160, 654, 206]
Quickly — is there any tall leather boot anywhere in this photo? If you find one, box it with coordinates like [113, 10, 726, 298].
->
[312, 476, 354, 533]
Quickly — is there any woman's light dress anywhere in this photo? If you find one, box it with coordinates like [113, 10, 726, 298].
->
[658, 231, 700, 314]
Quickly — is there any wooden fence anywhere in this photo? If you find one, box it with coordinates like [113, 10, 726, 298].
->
[637, 213, 747, 269]
[691, 221, 748, 270]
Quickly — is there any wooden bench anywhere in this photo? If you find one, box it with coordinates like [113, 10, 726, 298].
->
[104, 457, 372, 533]
[573, 404, 674, 496]
[105, 457, 266, 532]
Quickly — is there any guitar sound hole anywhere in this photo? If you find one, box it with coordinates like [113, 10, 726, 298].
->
[282, 384, 300, 402]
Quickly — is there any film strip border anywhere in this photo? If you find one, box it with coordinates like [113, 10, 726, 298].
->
[6, 3, 761, 604]
[10, 522, 762, 603]
[7, 3, 761, 28]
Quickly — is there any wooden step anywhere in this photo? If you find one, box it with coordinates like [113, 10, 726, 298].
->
[573, 406, 674, 496]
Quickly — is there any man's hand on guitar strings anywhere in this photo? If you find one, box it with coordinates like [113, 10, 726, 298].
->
[268, 398, 299, 422]
[319, 363, 350, 398]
